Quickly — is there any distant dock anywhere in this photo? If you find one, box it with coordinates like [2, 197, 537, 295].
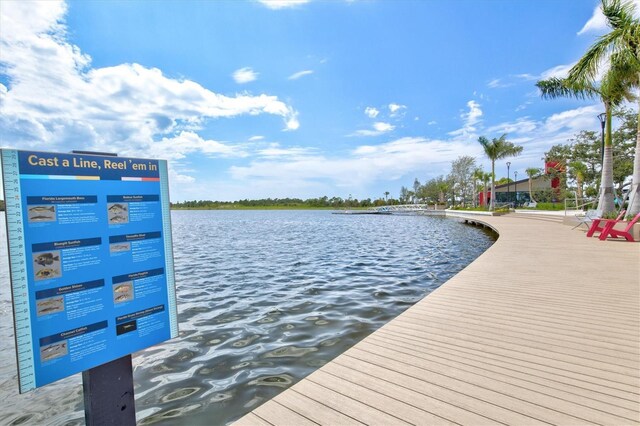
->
[331, 210, 391, 215]
[236, 213, 640, 425]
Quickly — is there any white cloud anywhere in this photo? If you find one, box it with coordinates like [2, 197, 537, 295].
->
[288, 70, 313, 80]
[388, 103, 406, 117]
[542, 105, 601, 134]
[222, 100, 607, 200]
[373, 122, 394, 132]
[578, 1, 640, 35]
[487, 78, 514, 89]
[364, 107, 379, 118]
[248, 135, 265, 141]
[258, 0, 310, 9]
[352, 121, 395, 136]
[578, 4, 608, 35]
[464, 100, 482, 124]
[448, 100, 482, 139]
[514, 73, 537, 81]
[284, 113, 300, 131]
[0, 1, 298, 163]
[230, 136, 483, 191]
[149, 131, 247, 161]
[486, 117, 538, 135]
[232, 67, 258, 83]
[540, 63, 575, 79]
[258, 143, 317, 158]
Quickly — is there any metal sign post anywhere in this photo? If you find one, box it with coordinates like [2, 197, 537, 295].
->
[82, 355, 135, 425]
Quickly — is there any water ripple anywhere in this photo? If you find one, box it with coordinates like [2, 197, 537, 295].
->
[0, 210, 494, 425]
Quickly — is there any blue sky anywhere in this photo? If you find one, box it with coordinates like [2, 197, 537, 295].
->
[0, 0, 633, 201]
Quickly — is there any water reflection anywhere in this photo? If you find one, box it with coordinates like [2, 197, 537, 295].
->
[0, 210, 494, 425]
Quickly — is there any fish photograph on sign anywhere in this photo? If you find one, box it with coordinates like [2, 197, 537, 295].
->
[33, 251, 62, 281]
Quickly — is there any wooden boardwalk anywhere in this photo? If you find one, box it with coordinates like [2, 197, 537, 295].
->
[235, 214, 640, 425]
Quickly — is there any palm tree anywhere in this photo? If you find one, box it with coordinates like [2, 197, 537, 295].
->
[471, 168, 484, 207]
[437, 181, 449, 207]
[569, 162, 588, 200]
[563, 0, 640, 215]
[384, 191, 390, 203]
[525, 167, 541, 204]
[481, 171, 492, 209]
[537, 72, 632, 214]
[478, 135, 524, 210]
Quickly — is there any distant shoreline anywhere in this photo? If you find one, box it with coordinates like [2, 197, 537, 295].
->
[170, 206, 361, 211]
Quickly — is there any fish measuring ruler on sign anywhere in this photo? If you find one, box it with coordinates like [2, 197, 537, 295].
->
[1, 149, 36, 393]
[159, 161, 178, 338]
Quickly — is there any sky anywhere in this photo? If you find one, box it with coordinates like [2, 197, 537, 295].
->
[0, 0, 635, 202]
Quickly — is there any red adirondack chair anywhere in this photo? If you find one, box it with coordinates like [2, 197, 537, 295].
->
[598, 212, 640, 242]
[586, 210, 625, 238]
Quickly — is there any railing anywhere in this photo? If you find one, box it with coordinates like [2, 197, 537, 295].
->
[564, 194, 597, 216]
[493, 202, 513, 211]
[369, 204, 437, 213]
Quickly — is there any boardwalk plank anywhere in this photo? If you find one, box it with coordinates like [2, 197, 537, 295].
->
[232, 413, 273, 426]
[251, 400, 317, 426]
[234, 215, 640, 426]
[396, 311, 640, 361]
[409, 303, 640, 347]
[371, 331, 640, 409]
[346, 347, 597, 425]
[385, 320, 639, 376]
[378, 325, 640, 393]
[328, 357, 542, 425]
[320, 362, 503, 425]
[292, 379, 413, 425]
[273, 389, 365, 426]
[356, 339, 639, 423]
[308, 369, 458, 425]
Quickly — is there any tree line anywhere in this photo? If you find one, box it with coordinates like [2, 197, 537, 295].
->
[399, 107, 637, 210]
[398, 136, 525, 210]
[171, 196, 400, 209]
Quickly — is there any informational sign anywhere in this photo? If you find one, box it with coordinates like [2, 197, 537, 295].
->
[1, 149, 178, 393]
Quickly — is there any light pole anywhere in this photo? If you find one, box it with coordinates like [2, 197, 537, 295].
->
[514, 170, 518, 206]
[597, 113, 606, 165]
[506, 161, 511, 206]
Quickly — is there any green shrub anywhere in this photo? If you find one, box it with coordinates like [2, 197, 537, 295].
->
[602, 211, 620, 219]
[534, 202, 565, 211]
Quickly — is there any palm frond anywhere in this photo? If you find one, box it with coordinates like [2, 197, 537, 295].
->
[567, 31, 622, 84]
[602, 0, 635, 31]
[536, 78, 597, 100]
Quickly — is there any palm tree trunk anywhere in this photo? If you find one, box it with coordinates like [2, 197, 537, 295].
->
[528, 177, 535, 203]
[597, 105, 616, 214]
[576, 176, 583, 199]
[626, 106, 640, 216]
[473, 179, 477, 208]
[490, 161, 495, 211]
[483, 181, 488, 208]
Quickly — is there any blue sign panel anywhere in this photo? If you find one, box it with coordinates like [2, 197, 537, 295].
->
[1, 149, 178, 393]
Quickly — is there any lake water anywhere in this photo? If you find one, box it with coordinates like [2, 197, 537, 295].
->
[0, 210, 495, 425]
